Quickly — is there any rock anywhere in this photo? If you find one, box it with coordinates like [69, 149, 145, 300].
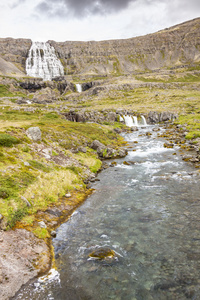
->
[0, 214, 3, 221]
[148, 111, 160, 124]
[146, 132, 152, 136]
[38, 221, 46, 229]
[65, 193, 71, 198]
[26, 127, 42, 142]
[50, 230, 57, 238]
[107, 112, 116, 122]
[91, 140, 106, 151]
[114, 128, 122, 134]
[117, 149, 128, 157]
[24, 161, 30, 167]
[21, 196, 31, 207]
[164, 142, 174, 148]
[131, 126, 138, 131]
[41, 148, 52, 159]
[123, 161, 131, 166]
[88, 247, 116, 260]
[78, 146, 87, 153]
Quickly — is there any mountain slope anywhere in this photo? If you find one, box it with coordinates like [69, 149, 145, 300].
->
[0, 18, 199, 77]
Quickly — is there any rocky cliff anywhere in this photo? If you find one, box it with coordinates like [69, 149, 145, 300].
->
[0, 18, 199, 77]
[49, 18, 200, 75]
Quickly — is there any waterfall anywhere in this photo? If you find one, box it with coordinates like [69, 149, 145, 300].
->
[26, 41, 64, 81]
[76, 84, 82, 93]
[133, 116, 138, 126]
[141, 115, 147, 125]
[123, 115, 135, 127]
[119, 116, 124, 122]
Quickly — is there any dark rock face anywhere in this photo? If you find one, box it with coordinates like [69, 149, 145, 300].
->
[19, 79, 75, 94]
[82, 81, 104, 91]
[64, 110, 118, 124]
[147, 111, 178, 124]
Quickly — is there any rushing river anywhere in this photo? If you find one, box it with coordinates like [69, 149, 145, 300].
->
[15, 125, 200, 300]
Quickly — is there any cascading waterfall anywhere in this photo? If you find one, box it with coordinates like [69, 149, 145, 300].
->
[133, 116, 138, 126]
[141, 115, 147, 125]
[121, 115, 148, 127]
[123, 115, 135, 127]
[26, 41, 64, 81]
[76, 84, 82, 93]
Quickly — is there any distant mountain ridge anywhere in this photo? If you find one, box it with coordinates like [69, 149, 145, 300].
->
[0, 17, 199, 77]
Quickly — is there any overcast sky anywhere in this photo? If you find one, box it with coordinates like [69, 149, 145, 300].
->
[0, 0, 199, 42]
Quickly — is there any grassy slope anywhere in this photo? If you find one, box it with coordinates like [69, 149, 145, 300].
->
[0, 105, 124, 236]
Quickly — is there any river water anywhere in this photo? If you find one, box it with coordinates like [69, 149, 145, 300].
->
[15, 125, 200, 300]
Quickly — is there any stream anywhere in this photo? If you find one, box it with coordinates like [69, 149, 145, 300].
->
[15, 125, 200, 300]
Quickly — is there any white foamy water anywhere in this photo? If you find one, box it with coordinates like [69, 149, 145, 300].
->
[76, 84, 82, 93]
[122, 115, 147, 127]
[141, 115, 147, 125]
[26, 41, 64, 81]
[133, 116, 138, 126]
[124, 115, 135, 127]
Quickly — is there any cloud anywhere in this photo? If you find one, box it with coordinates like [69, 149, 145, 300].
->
[35, 0, 136, 18]
[10, 0, 26, 9]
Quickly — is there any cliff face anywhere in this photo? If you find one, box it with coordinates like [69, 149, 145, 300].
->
[0, 18, 200, 77]
[49, 18, 200, 75]
[0, 38, 31, 74]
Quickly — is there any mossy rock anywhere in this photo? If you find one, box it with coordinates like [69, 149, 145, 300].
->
[89, 247, 116, 260]
[123, 161, 131, 166]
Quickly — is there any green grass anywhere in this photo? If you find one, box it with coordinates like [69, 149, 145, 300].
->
[0, 84, 26, 98]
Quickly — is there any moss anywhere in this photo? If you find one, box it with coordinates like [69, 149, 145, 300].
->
[33, 227, 50, 239]
[185, 131, 200, 139]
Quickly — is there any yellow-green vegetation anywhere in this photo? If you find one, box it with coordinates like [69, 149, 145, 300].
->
[75, 151, 102, 173]
[175, 113, 200, 140]
[0, 84, 26, 98]
[0, 107, 124, 232]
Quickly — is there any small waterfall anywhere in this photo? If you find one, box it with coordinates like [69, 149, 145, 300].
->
[123, 115, 135, 127]
[141, 115, 147, 125]
[119, 116, 124, 122]
[76, 84, 82, 93]
[133, 116, 138, 126]
[26, 41, 64, 81]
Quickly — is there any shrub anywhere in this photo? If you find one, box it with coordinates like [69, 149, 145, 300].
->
[0, 134, 19, 147]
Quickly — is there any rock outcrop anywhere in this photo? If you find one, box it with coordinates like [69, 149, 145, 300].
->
[147, 111, 178, 124]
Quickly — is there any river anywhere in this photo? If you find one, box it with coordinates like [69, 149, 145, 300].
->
[15, 125, 200, 300]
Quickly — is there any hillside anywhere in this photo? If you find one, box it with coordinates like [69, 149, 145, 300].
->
[0, 18, 199, 77]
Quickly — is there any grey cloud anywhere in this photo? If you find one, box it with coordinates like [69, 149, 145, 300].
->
[10, 0, 26, 9]
[36, 0, 136, 18]
[35, 0, 200, 19]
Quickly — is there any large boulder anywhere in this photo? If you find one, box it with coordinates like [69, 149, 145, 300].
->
[91, 140, 106, 151]
[26, 127, 42, 141]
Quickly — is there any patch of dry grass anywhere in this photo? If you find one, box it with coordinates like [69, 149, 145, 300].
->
[23, 170, 78, 212]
